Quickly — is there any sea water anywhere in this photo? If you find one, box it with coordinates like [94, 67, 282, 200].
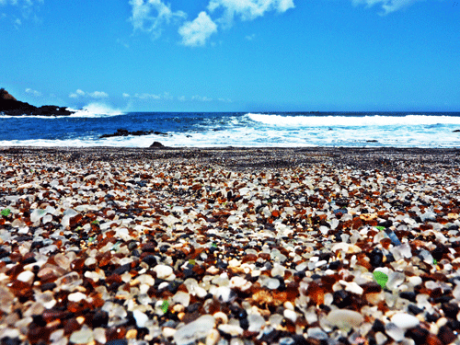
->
[1, 110, 460, 148]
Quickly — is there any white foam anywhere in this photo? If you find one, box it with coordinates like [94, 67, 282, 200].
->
[245, 113, 460, 127]
[68, 103, 125, 117]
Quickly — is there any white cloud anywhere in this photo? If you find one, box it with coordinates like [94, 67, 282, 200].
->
[25, 88, 41, 96]
[129, 0, 186, 39]
[207, 0, 295, 25]
[69, 89, 109, 99]
[245, 33, 256, 40]
[352, 0, 423, 14]
[179, 11, 217, 47]
[122, 93, 131, 98]
[89, 91, 108, 99]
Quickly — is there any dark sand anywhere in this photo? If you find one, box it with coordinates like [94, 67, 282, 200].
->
[1, 146, 460, 172]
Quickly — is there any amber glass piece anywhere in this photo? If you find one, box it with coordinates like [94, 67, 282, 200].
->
[308, 282, 325, 306]
[10, 253, 23, 263]
[64, 318, 81, 335]
[272, 210, 280, 218]
[28, 325, 50, 344]
[242, 254, 257, 264]
[70, 258, 85, 272]
[106, 274, 122, 285]
[69, 214, 83, 228]
[425, 334, 443, 345]
[99, 251, 112, 267]
[380, 238, 391, 249]
[106, 327, 127, 341]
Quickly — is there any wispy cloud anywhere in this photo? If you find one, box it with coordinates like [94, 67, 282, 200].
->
[207, 0, 295, 26]
[0, 0, 44, 6]
[129, 0, 186, 39]
[25, 88, 41, 97]
[179, 11, 218, 47]
[0, 0, 44, 24]
[124, 92, 173, 100]
[191, 95, 213, 102]
[69, 89, 108, 99]
[352, 0, 423, 14]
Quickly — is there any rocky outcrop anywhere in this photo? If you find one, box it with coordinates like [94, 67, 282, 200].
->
[150, 141, 165, 148]
[0, 88, 74, 116]
[100, 129, 168, 138]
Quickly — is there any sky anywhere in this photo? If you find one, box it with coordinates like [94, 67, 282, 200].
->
[1, 0, 459, 112]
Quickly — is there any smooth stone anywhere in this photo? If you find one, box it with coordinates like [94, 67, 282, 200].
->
[247, 314, 265, 332]
[69, 327, 94, 344]
[385, 322, 404, 342]
[153, 265, 173, 279]
[16, 271, 34, 285]
[307, 327, 328, 340]
[173, 315, 215, 345]
[326, 309, 364, 330]
[391, 313, 420, 330]
[68, 292, 87, 302]
[218, 324, 243, 336]
[173, 291, 191, 307]
[133, 310, 149, 328]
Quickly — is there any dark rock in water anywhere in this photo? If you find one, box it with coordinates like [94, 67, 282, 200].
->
[366, 140, 378, 143]
[453, 129, 460, 132]
[0, 88, 74, 116]
[100, 128, 168, 138]
[150, 141, 165, 148]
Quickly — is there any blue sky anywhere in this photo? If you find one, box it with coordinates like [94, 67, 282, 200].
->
[1, 0, 459, 112]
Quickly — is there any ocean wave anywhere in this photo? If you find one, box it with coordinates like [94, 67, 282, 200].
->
[68, 103, 125, 117]
[245, 113, 460, 127]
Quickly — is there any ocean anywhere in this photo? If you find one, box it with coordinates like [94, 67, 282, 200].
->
[1, 108, 460, 148]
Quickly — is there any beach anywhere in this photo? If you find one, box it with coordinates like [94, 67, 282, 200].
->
[1, 147, 460, 345]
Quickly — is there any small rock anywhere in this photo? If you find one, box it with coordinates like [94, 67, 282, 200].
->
[326, 309, 364, 330]
[16, 271, 35, 285]
[218, 324, 244, 336]
[133, 310, 149, 328]
[69, 327, 94, 344]
[173, 315, 215, 345]
[150, 141, 165, 148]
[391, 313, 420, 330]
[153, 264, 173, 279]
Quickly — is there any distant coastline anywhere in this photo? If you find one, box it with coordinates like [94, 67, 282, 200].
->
[0, 88, 74, 116]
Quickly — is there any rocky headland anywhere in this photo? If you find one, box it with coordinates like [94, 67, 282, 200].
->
[0, 88, 74, 116]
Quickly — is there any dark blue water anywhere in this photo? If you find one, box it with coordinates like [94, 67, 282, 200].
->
[1, 111, 460, 147]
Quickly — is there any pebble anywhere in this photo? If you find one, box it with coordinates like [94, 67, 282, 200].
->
[173, 315, 215, 345]
[326, 309, 364, 330]
[69, 327, 93, 344]
[391, 313, 420, 330]
[218, 324, 243, 336]
[133, 310, 149, 328]
[247, 314, 265, 332]
[153, 265, 173, 280]
[16, 271, 34, 285]
[385, 322, 404, 342]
